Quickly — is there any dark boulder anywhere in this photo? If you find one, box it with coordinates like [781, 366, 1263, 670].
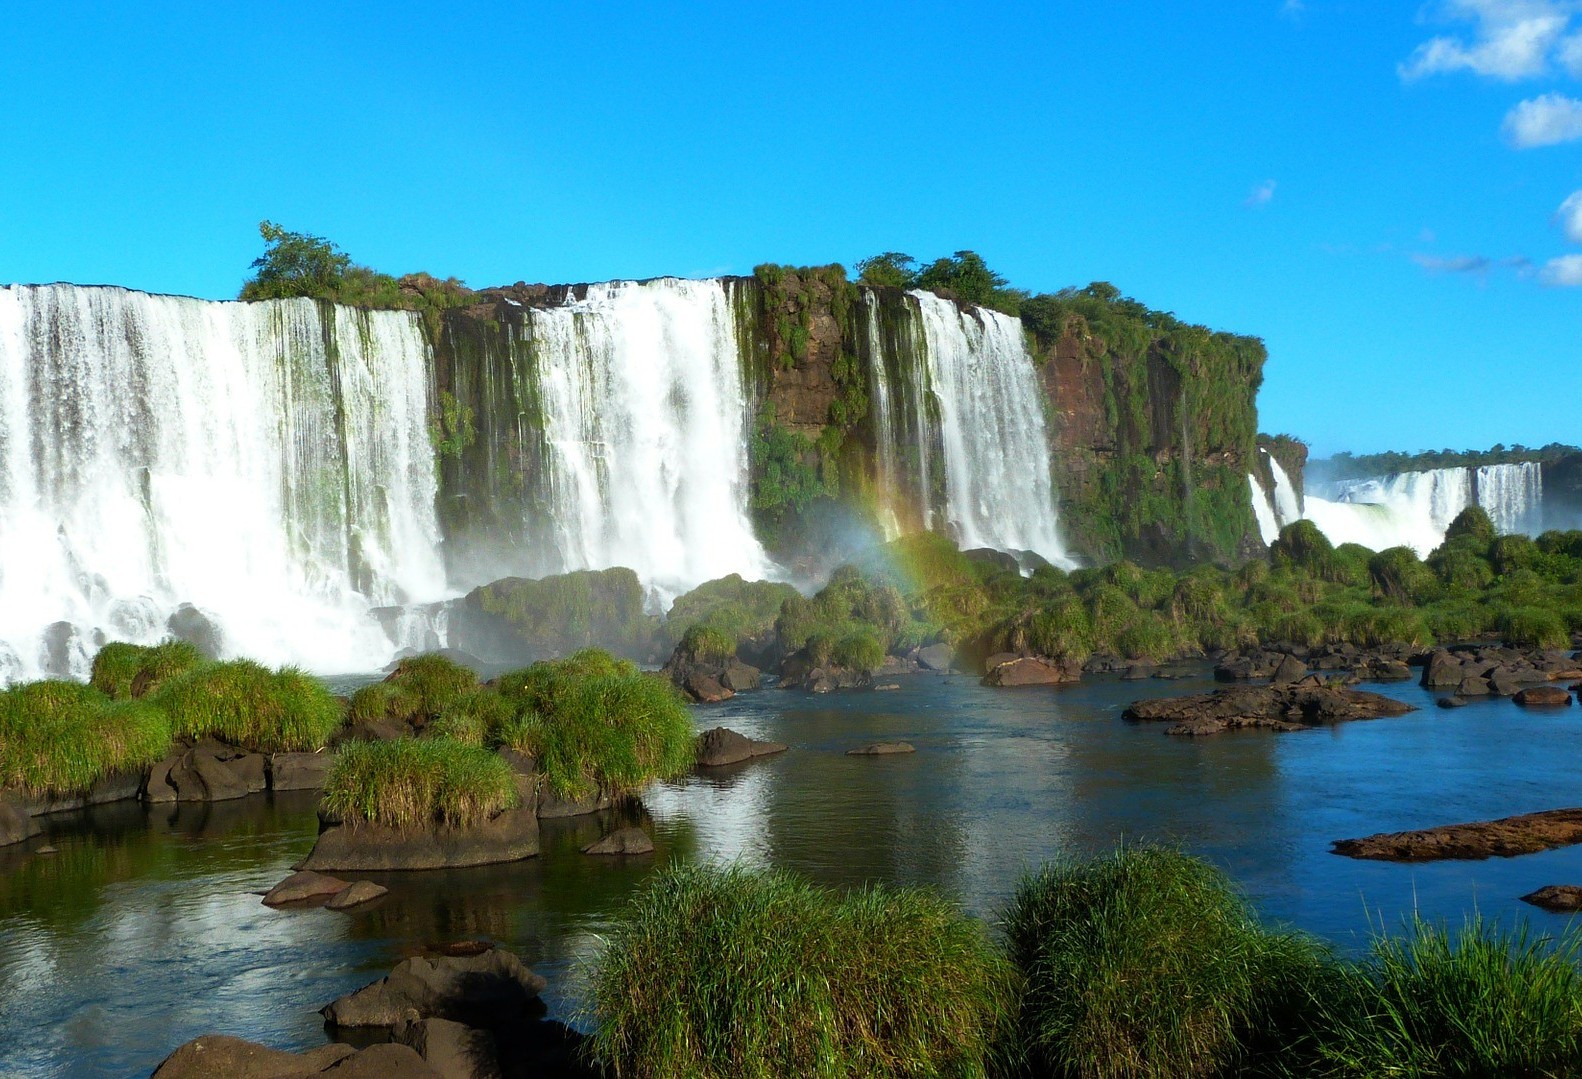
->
[917, 643, 954, 672]
[847, 742, 916, 756]
[718, 660, 761, 692]
[0, 792, 41, 847]
[682, 672, 733, 703]
[299, 806, 540, 872]
[396, 1017, 500, 1079]
[694, 727, 787, 768]
[167, 603, 225, 659]
[1515, 686, 1573, 707]
[1521, 885, 1582, 912]
[268, 751, 333, 791]
[1271, 654, 1306, 685]
[324, 880, 389, 911]
[321, 945, 546, 1029]
[983, 656, 1080, 687]
[1421, 651, 1464, 688]
[152, 1035, 358, 1077]
[1437, 696, 1467, 709]
[1333, 807, 1582, 862]
[168, 739, 267, 802]
[262, 870, 351, 907]
[1124, 684, 1414, 737]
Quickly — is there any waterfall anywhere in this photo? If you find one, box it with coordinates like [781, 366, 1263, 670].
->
[0, 284, 447, 683]
[906, 291, 1068, 564]
[524, 279, 772, 602]
[1475, 462, 1543, 536]
[1250, 474, 1280, 545]
[1268, 456, 1303, 526]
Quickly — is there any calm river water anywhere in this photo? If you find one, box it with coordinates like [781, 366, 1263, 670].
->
[4, 669, 1582, 1076]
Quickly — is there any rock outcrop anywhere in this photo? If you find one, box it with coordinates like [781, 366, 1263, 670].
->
[298, 805, 540, 872]
[322, 945, 547, 1030]
[1333, 808, 1582, 862]
[982, 655, 1081, 687]
[1124, 683, 1415, 736]
[694, 727, 787, 768]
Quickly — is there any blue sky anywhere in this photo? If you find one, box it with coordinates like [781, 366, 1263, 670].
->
[1, 1, 1578, 456]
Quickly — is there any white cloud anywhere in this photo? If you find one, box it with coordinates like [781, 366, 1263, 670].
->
[1281, 0, 1305, 18]
[1399, 0, 1574, 81]
[1556, 190, 1582, 241]
[1244, 179, 1278, 208]
[1413, 252, 1493, 273]
[1502, 92, 1582, 144]
[1539, 253, 1582, 282]
[1560, 30, 1582, 72]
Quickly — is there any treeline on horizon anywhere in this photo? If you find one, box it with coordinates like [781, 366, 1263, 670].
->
[1314, 442, 1582, 480]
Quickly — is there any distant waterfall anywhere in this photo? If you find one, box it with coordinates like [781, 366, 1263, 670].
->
[0, 285, 447, 683]
[525, 279, 772, 601]
[904, 291, 1068, 564]
[1475, 462, 1543, 535]
[1250, 476, 1280, 545]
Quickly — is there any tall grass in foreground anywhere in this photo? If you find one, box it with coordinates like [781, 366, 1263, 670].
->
[1000, 847, 1334, 1079]
[89, 640, 204, 699]
[151, 660, 342, 751]
[1312, 915, 1582, 1077]
[0, 681, 172, 795]
[322, 737, 518, 829]
[586, 863, 1014, 1079]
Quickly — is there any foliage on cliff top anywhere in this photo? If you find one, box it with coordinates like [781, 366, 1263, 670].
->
[0, 681, 172, 796]
[1315, 442, 1581, 481]
[238, 221, 475, 315]
[586, 862, 1015, 1079]
[854, 249, 1027, 314]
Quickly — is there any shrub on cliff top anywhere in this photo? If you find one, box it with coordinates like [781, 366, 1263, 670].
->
[586, 862, 1015, 1079]
[90, 640, 204, 700]
[1001, 847, 1333, 1079]
[1312, 915, 1582, 1076]
[151, 660, 342, 752]
[0, 681, 172, 796]
[322, 736, 517, 830]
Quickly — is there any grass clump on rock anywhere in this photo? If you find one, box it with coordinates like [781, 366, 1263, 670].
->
[586, 862, 1014, 1079]
[499, 651, 694, 801]
[89, 639, 204, 700]
[1313, 915, 1582, 1076]
[0, 681, 172, 796]
[1000, 846, 1332, 1078]
[322, 737, 518, 830]
[151, 660, 342, 752]
[382, 653, 479, 723]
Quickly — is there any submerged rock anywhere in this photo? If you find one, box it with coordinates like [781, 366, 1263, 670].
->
[847, 742, 916, 756]
[325, 880, 389, 910]
[262, 870, 351, 907]
[1333, 807, 1582, 862]
[1521, 885, 1582, 912]
[1437, 695, 1467, 709]
[694, 727, 787, 768]
[983, 655, 1080, 687]
[1124, 684, 1414, 737]
[582, 827, 654, 855]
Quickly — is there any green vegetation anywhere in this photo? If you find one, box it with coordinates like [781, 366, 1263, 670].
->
[89, 639, 204, 700]
[1319, 442, 1579, 481]
[855, 249, 1027, 314]
[322, 737, 518, 830]
[467, 568, 656, 659]
[382, 653, 480, 725]
[775, 563, 937, 665]
[238, 221, 476, 319]
[586, 862, 1014, 1079]
[1313, 916, 1582, 1076]
[497, 652, 694, 801]
[660, 574, 800, 654]
[1001, 847, 1330, 1078]
[151, 660, 342, 752]
[0, 681, 172, 796]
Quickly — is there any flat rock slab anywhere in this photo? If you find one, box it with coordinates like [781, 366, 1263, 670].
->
[268, 751, 333, 791]
[1515, 686, 1573, 707]
[263, 870, 351, 907]
[322, 946, 547, 1029]
[847, 742, 916, 756]
[396, 1017, 500, 1079]
[582, 827, 654, 855]
[153, 1035, 358, 1077]
[1333, 808, 1582, 862]
[298, 807, 539, 872]
[1522, 885, 1582, 912]
[325, 880, 389, 910]
[1124, 684, 1414, 737]
[983, 656, 1081, 687]
[695, 727, 787, 767]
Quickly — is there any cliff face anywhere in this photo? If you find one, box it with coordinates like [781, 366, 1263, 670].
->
[425, 272, 1268, 575]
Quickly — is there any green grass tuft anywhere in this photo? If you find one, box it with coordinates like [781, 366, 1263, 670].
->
[321, 736, 518, 829]
[586, 862, 1014, 1079]
[89, 640, 204, 700]
[151, 660, 342, 752]
[0, 681, 172, 795]
[382, 653, 480, 724]
[1000, 846, 1332, 1079]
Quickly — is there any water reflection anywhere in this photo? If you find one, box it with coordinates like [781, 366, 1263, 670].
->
[5, 670, 1582, 1075]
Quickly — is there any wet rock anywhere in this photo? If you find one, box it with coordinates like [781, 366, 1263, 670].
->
[582, 827, 654, 855]
[983, 656, 1081, 687]
[1271, 654, 1306, 685]
[695, 727, 787, 768]
[682, 672, 733, 703]
[1333, 807, 1582, 862]
[1124, 684, 1414, 737]
[396, 1017, 500, 1079]
[152, 1035, 357, 1077]
[718, 659, 761, 692]
[535, 784, 614, 819]
[325, 880, 389, 910]
[268, 751, 332, 791]
[1456, 676, 1493, 697]
[917, 643, 954, 672]
[322, 945, 546, 1029]
[1521, 885, 1582, 913]
[1515, 686, 1573, 707]
[1422, 651, 1464, 688]
[1437, 696, 1467, 709]
[874, 683, 901, 691]
[263, 870, 351, 907]
[321, 1043, 441, 1078]
[144, 755, 179, 804]
[169, 739, 267, 802]
[299, 806, 539, 871]
[1122, 664, 1157, 681]
[0, 792, 41, 847]
[847, 742, 916, 756]
[167, 603, 225, 659]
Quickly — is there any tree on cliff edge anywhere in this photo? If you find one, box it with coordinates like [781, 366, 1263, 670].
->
[239, 221, 353, 301]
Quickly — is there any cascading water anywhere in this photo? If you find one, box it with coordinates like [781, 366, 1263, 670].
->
[906, 291, 1069, 564]
[1250, 475, 1280, 546]
[1475, 462, 1543, 536]
[1248, 452, 1305, 546]
[525, 279, 772, 602]
[0, 284, 447, 683]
